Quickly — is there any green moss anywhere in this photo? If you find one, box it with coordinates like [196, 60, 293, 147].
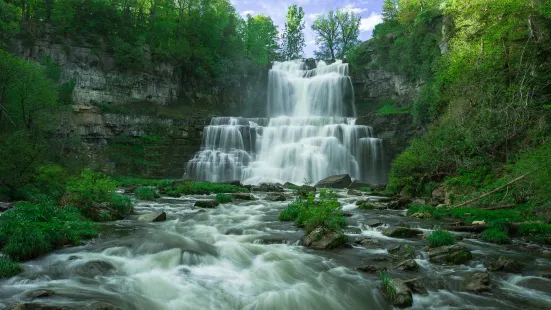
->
[215, 193, 233, 204]
[482, 229, 511, 244]
[134, 186, 160, 200]
[0, 258, 21, 279]
[427, 229, 456, 248]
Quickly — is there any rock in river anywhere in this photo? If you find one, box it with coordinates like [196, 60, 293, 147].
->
[194, 200, 220, 208]
[429, 245, 472, 265]
[135, 212, 167, 222]
[464, 272, 491, 293]
[488, 257, 525, 273]
[383, 227, 423, 238]
[314, 174, 352, 189]
[397, 259, 419, 271]
[303, 227, 347, 249]
[264, 193, 286, 201]
[380, 278, 413, 308]
[232, 193, 255, 200]
[76, 260, 115, 277]
[4, 304, 73, 310]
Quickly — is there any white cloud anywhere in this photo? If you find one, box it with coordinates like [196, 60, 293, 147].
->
[360, 13, 383, 32]
[343, 3, 367, 14]
[307, 13, 322, 21]
[240, 10, 255, 16]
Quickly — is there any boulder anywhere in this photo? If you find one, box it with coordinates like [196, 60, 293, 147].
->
[356, 201, 380, 210]
[431, 186, 445, 202]
[488, 257, 525, 273]
[77, 260, 115, 277]
[387, 244, 402, 254]
[410, 212, 432, 220]
[387, 198, 411, 210]
[3, 304, 74, 310]
[302, 227, 347, 249]
[397, 259, 419, 271]
[403, 278, 428, 295]
[222, 180, 243, 187]
[347, 189, 363, 196]
[283, 182, 298, 189]
[264, 193, 286, 201]
[354, 237, 380, 246]
[366, 219, 385, 227]
[380, 278, 413, 308]
[232, 193, 255, 200]
[194, 200, 220, 208]
[25, 289, 55, 299]
[137, 212, 167, 222]
[383, 227, 423, 238]
[464, 272, 491, 293]
[314, 174, 352, 189]
[428, 245, 472, 265]
[347, 180, 372, 189]
[88, 301, 119, 310]
[356, 265, 387, 273]
[252, 183, 284, 192]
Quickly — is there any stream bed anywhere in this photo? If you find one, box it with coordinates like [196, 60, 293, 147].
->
[1, 190, 551, 309]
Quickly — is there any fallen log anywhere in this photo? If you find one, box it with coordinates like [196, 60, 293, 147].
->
[480, 205, 515, 211]
[451, 175, 527, 209]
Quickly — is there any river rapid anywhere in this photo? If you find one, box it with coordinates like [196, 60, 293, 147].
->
[1, 190, 551, 310]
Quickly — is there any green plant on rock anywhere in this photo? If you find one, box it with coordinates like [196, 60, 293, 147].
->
[215, 193, 233, 204]
[481, 229, 511, 245]
[427, 228, 456, 248]
[134, 187, 160, 201]
[379, 271, 397, 300]
[0, 257, 21, 279]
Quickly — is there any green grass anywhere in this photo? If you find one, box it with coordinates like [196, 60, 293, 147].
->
[426, 228, 456, 248]
[176, 181, 248, 195]
[482, 228, 511, 244]
[376, 103, 409, 115]
[379, 271, 397, 299]
[0, 258, 21, 279]
[215, 193, 233, 204]
[408, 204, 533, 225]
[278, 191, 347, 234]
[134, 187, 160, 200]
[0, 201, 98, 261]
[358, 187, 372, 192]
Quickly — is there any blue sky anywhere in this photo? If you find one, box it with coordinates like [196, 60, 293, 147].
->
[231, 0, 384, 56]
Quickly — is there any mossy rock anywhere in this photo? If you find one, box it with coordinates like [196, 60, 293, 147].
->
[429, 245, 472, 265]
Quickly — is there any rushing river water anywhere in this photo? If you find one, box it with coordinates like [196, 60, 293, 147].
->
[2, 191, 551, 309]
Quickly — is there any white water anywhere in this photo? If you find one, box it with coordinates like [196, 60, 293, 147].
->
[187, 60, 385, 185]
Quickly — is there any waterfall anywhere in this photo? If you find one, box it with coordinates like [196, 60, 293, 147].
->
[186, 59, 385, 185]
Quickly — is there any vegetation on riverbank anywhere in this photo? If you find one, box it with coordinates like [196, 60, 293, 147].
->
[426, 229, 455, 248]
[135, 187, 160, 201]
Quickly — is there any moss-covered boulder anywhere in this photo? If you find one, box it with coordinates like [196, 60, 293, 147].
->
[429, 245, 472, 265]
[302, 227, 347, 249]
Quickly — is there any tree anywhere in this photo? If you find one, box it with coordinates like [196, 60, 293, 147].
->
[245, 14, 280, 65]
[0, 1, 20, 48]
[312, 9, 361, 60]
[282, 4, 305, 60]
[382, 0, 399, 21]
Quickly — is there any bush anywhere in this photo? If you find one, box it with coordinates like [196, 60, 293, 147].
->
[134, 186, 160, 201]
[176, 181, 247, 195]
[481, 229, 511, 244]
[426, 229, 456, 248]
[0, 258, 21, 279]
[215, 193, 233, 204]
[108, 193, 133, 215]
[0, 201, 98, 261]
[358, 187, 372, 192]
[65, 169, 118, 206]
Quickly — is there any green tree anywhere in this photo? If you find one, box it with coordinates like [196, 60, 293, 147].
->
[335, 9, 361, 58]
[0, 1, 20, 48]
[282, 4, 305, 60]
[382, 0, 399, 21]
[245, 14, 280, 65]
[312, 10, 339, 60]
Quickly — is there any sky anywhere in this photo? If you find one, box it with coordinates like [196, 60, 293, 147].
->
[231, 0, 385, 57]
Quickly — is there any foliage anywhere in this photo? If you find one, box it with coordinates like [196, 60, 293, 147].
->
[245, 14, 280, 65]
[0, 200, 98, 261]
[215, 193, 233, 204]
[106, 135, 167, 177]
[134, 186, 160, 201]
[0, 1, 20, 48]
[312, 9, 361, 60]
[65, 169, 118, 206]
[376, 102, 409, 115]
[175, 181, 247, 195]
[379, 271, 397, 299]
[0, 257, 21, 279]
[358, 187, 372, 192]
[108, 193, 133, 216]
[278, 191, 346, 234]
[481, 228, 511, 245]
[426, 228, 456, 248]
[282, 5, 306, 60]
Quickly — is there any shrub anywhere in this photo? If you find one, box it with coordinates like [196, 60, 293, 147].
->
[134, 187, 160, 201]
[426, 229, 456, 248]
[0, 201, 98, 260]
[0, 258, 21, 279]
[279, 200, 302, 221]
[481, 229, 511, 244]
[65, 169, 117, 206]
[108, 193, 133, 215]
[176, 181, 247, 195]
[379, 271, 396, 299]
[215, 193, 233, 204]
[358, 187, 372, 192]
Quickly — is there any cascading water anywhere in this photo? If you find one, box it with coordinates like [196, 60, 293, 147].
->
[187, 59, 385, 184]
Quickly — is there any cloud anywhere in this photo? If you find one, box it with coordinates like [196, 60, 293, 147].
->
[360, 13, 383, 32]
[240, 10, 255, 16]
[342, 3, 367, 14]
[307, 13, 322, 21]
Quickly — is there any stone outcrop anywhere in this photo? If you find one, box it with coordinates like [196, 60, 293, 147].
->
[302, 228, 347, 249]
[314, 174, 352, 189]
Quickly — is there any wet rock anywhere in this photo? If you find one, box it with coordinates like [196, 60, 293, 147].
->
[354, 236, 380, 246]
[297, 185, 316, 197]
[380, 278, 413, 308]
[344, 226, 362, 234]
[428, 245, 472, 265]
[283, 182, 298, 189]
[366, 219, 385, 227]
[383, 227, 423, 238]
[25, 289, 55, 299]
[397, 259, 419, 271]
[488, 257, 525, 273]
[432, 186, 445, 202]
[347, 180, 372, 189]
[88, 301, 119, 310]
[136, 212, 167, 222]
[264, 193, 286, 201]
[410, 212, 432, 220]
[222, 180, 243, 187]
[194, 200, 220, 208]
[347, 189, 363, 196]
[302, 227, 347, 249]
[314, 174, 352, 189]
[0, 202, 14, 212]
[77, 260, 115, 277]
[232, 193, 255, 200]
[356, 265, 387, 273]
[3, 303, 74, 310]
[464, 272, 491, 293]
[387, 198, 411, 210]
[403, 278, 428, 295]
[253, 183, 284, 192]
[387, 244, 402, 254]
[343, 212, 353, 217]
